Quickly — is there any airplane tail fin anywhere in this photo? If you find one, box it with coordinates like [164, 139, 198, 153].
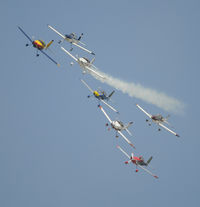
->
[164, 115, 173, 127]
[108, 91, 115, 98]
[166, 114, 170, 120]
[45, 40, 54, 49]
[146, 156, 153, 165]
[78, 33, 83, 40]
[124, 121, 133, 130]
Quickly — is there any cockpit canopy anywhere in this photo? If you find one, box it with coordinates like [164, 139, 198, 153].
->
[82, 57, 90, 63]
[139, 156, 144, 161]
[152, 114, 163, 121]
[117, 120, 124, 127]
[38, 40, 46, 47]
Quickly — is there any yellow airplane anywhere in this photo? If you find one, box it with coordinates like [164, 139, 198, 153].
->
[18, 26, 60, 66]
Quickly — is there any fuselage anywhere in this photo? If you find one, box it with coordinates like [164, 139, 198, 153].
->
[78, 57, 90, 69]
[151, 114, 164, 122]
[32, 40, 46, 50]
[131, 156, 147, 166]
[65, 33, 79, 44]
[111, 120, 124, 131]
[93, 91, 107, 100]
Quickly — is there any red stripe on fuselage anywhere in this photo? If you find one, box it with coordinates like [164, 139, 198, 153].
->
[32, 40, 45, 50]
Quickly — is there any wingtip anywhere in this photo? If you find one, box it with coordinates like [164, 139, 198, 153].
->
[130, 143, 136, 149]
[176, 134, 180, 137]
[154, 175, 159, 179]
[57, 63, 60, 67]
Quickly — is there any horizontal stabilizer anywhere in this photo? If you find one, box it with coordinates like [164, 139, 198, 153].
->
[90, 57, 95, 65]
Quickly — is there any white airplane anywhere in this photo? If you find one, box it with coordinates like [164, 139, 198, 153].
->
[81, 79, 119, 113]
[117, 145, 158, 179]
[98, 104, 135, 148]
[61, 46, 105, 79]
[47, 25, 95, 55]
[136, 104, 180, 137]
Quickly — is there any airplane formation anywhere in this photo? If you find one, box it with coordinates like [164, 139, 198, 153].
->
[18, 25, 181, 179]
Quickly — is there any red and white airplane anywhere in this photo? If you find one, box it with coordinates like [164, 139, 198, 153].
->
[98, 104, 135, 148]
[136, 104, 180, 137]
[117, 145, 158, 179]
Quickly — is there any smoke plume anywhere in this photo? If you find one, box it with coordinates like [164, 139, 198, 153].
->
[89, 65, 184, 114]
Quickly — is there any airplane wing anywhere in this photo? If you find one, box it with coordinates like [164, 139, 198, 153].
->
[118, 131, 135, 149]
[158, 122, 180, 137]
[18, 26, 33, 43]
[85, 65, 105, 79]
[78, 41, 86, 46]
[48, 25, 95, 55]
[98, 105, 112, 123]
[61, 46, 78, 62]
[40, 50, 60, 66]
[81, 79, 94, 93]
[47, 25, 66, 39]
[100, 99, 119, 113]
[117, 145, 130, 159]
[136, 104, 152, 119]
[137, 164, 159, 179]
[73, 42, 95, 55]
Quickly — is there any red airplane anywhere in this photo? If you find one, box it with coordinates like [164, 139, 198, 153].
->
[117, 145, 158, 179]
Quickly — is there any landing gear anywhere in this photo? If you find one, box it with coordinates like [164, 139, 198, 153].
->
[70, 43, 73, 51]
[36, 54, 39, 57]
[146, 119, 149, 122]
[26, 43, 29, 47]
[158, 128, 161, 131]
[105, 123, 109, 126]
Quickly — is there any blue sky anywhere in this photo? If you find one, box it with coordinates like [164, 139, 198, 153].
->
[0, 0, 200, 206]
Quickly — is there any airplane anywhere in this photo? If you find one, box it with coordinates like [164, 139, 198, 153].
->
[117, 145, 158, 179]
[98, 104, 135, 148]
[136, 104, 180, 137]
[18, 26, 60, 66]
[81, 79, 118, 113]
[47, 25, 95, 55]
[61, 46, 105, 79]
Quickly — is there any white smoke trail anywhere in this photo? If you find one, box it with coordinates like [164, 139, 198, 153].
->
[89, 65, 185, 114]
